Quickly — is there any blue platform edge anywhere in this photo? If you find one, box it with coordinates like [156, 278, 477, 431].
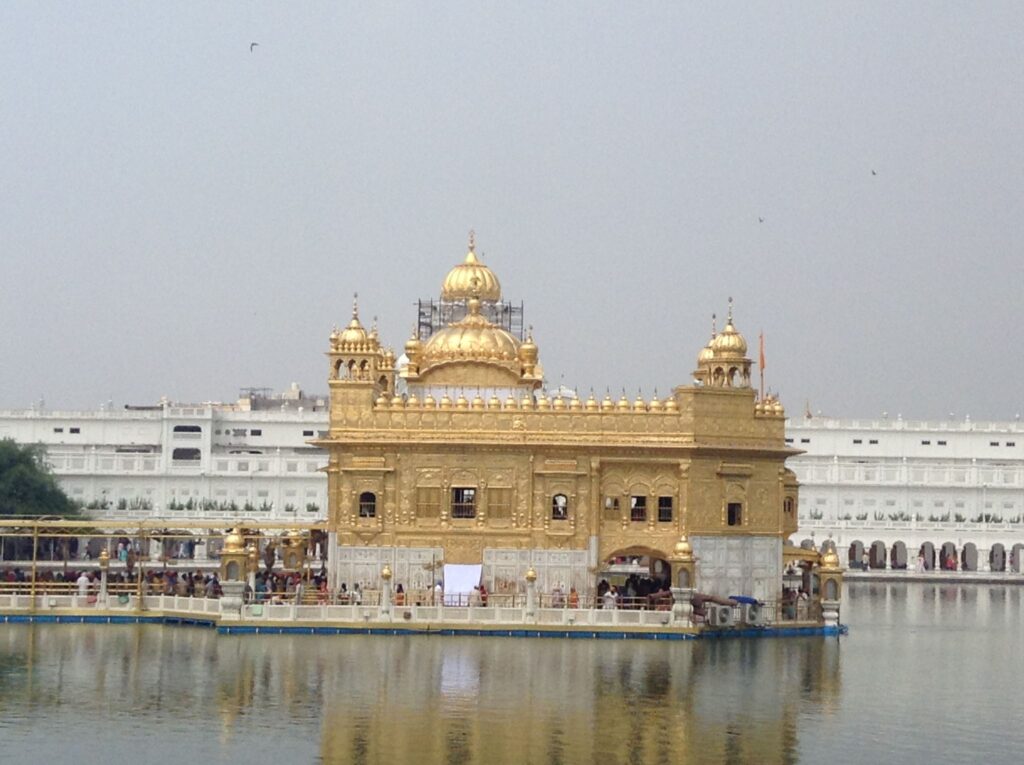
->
[0, 613, 845, 639]
[216, 623, 846, 639]
[0, 613, 216, 628]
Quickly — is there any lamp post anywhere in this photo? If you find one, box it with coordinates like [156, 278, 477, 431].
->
[818, 547, 844, 631]
[380, 564, 393, 619]
[98, 548, 110, 607]
[669, 534, 696, 625]
[524, 567, 538, 621]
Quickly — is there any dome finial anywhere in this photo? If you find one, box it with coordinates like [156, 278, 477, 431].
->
[468, 229, 476, 252]
[727, 297, 734, 325]
[711, 313, 717, 337]
[352, 292, 359, 320]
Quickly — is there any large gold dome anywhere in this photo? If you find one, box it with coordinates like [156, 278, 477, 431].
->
[441, 235, 502, 302]
[421, 298, 520, 364]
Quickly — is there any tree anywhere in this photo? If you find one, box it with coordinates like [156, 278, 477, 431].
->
[0, 439, 77, 517]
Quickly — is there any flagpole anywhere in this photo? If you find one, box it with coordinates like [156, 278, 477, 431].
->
[759, 331, 765, 402]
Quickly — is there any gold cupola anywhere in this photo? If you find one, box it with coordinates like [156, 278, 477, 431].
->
[709, 303, 748, 357]
[441, 231, 502, 303]
[518, 328, 539, 377]
[694, 299, 752, 388]
[339, 296, 369, 345]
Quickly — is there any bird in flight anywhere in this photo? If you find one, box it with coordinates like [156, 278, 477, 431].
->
[871, 169, 877, 176]
[250, 42, 259, 52]
[758, 216, 765, 223]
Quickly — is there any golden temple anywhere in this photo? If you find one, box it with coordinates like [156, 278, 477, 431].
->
[318, 235, 802, 603]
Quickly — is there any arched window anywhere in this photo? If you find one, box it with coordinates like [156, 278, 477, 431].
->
[358, 492, 376, 518]
[783, 497, 795, 516]
[551, 494, 568, 520]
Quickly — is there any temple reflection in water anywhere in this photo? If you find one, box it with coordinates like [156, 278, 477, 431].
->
[0, 622, 841, 764]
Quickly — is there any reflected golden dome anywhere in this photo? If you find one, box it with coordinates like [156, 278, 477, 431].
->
[821, 548, 841, 569]
[441, 233, 502, 302]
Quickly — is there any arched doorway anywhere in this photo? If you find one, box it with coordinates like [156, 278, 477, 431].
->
[869, 540, 886, 570]
[939, 542, 958, 571]
[1012, 543, 1024, 573]
[891, 541, 908, 570]
[961, 543, 978, 572]
[598, 547, 673, 609]
[990, 543, 1006, 572]
[919, 542, 936, 570]
[848, 540, 865, 569]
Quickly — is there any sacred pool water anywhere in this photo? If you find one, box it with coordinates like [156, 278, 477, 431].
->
[0, 582, 1021, 764]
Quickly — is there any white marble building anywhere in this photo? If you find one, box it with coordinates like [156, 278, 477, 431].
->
[788, 416, 1024, 571]
[4, 395, 1024, 573]
[0, 387, 330, 525]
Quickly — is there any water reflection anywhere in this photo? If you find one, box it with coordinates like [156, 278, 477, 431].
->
[6, 584, 1023, 763]
[0, 623, 841, 765]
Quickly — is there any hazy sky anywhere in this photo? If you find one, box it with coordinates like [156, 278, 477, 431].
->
[2, 3, 1022, 420]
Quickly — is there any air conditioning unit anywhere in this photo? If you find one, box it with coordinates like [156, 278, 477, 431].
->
[743, 602, 766, 627]
[707, 604, 735, 628]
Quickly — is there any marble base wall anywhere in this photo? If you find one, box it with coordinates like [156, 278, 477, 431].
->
[690, 536, 782, 601]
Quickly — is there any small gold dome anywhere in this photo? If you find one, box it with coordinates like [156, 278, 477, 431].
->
[405, 327, 423, 356]
[489, 395, 501, 408]
[518, 331, 538, 364]
[617, 395, 631, 411]
[665, 398, 679, 412]
[471, 395, 485, 410]
[569, 396, 582, 411]
[821, 548, 841, 569]
[407, 393, 420, 407]
[601, 394, 614, 411]
[455, 394, 469, 409]
[381, 564, 393, 581]
[649, 397, 663, 411]
[224, 528, 244, 552]
[709, 303, 747, 357]
[633, 394, 646, 411]
[585, 393, 599, 411]
[553, 396, 566, 410]
[423, 394, 436, 407]
[525, 567, 537, 583]
[441, 234, 502, 302]
[339, 296, 369, 344]
[673, 535, 693, 558]
[375, 393, 388, 407]
[505, 394, 517, 409]
[439, 394, 452, 409]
